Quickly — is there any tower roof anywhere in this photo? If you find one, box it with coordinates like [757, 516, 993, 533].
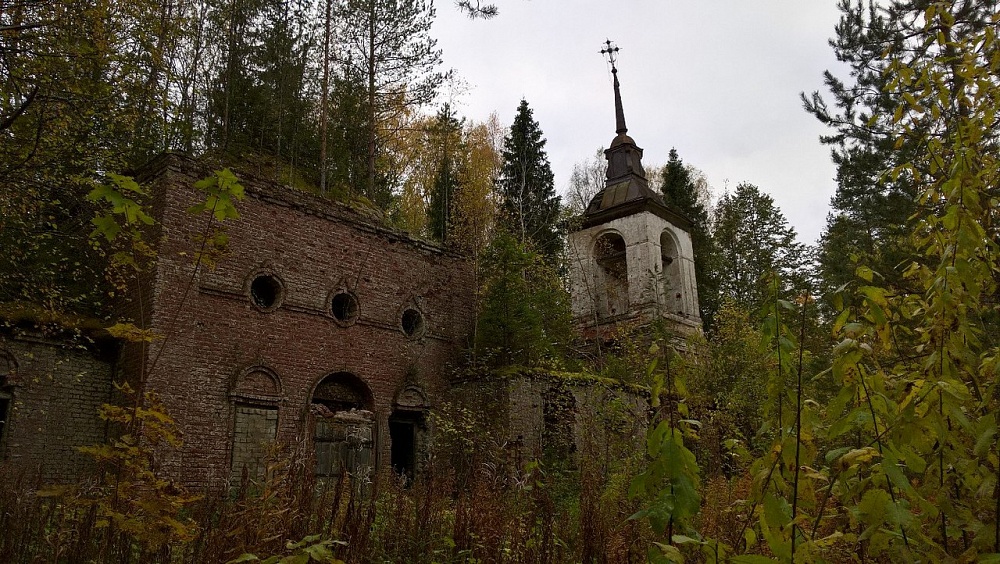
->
[581, 43, 690, 230]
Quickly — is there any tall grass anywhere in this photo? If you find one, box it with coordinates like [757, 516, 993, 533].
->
[0, 436, 653, 563]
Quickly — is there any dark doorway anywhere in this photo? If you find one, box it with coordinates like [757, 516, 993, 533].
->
[0, 394, 9, 452]
[389, 413, 422, 479]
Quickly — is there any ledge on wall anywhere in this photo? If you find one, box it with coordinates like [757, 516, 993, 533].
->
[451, 364, 650, 397]
[0, 301, 122, 356]
[132, 152, 461, 258]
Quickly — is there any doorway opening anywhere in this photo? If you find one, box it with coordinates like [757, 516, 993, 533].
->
[389, 411, 424, 480]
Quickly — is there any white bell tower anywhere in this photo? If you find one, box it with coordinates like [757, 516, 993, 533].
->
[568, 42, 701, 337]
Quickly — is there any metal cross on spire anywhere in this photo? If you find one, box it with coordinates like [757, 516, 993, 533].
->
[600, 39, 627, 135]
[600, 39, 620, 70]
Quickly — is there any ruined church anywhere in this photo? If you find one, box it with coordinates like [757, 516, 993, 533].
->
[0, 62, 699, 488]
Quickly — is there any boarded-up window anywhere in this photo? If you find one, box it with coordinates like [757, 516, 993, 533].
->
[313, 408, 374, 480]
[230, 405, 278, 483]
[311, 372, 374, 482]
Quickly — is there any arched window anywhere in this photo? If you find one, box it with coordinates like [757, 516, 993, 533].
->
[660, 231, 683, 315]
[595, 232, 629, 319]
[229, 367, 282, 484]
[310, 372, 374, 480]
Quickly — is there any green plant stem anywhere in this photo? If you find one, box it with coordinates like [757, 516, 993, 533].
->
[736, 453, 780, 552]
[995, 426, 1000, 553]
[855, 363, 910, 548]
[939, 394, 947, 554]
[774, 276, 784, 441]
[810, 465, 843, 541]
[666, 349, 675, 544]
[790, 291, 808, 558]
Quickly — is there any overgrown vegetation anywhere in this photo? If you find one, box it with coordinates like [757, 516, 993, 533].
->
[0, 398, 656, 563]
[2, 0, 999, 562]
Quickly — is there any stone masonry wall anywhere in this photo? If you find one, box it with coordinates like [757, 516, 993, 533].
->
[450, 372, 649, 467]
[0, 334, 114, 482]
[134, 155, 476, 490]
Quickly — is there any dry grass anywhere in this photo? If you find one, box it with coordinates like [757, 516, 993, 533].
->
[0, 440, 656, 564]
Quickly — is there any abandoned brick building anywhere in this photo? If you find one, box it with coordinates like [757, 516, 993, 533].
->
[0, 64, 699, 489]
[1, 153, 476, 488]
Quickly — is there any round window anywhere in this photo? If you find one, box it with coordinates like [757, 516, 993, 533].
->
[401, 308, 424, 337]
[331, 292, 359, 325]
[250, 274, 283, 310]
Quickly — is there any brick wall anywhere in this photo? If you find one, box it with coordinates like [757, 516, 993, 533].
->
[0, 333, 114, 482]
[133, 155, 476, 490]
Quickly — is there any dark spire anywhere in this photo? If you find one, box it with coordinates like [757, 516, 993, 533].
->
[613, 67, 627, 135]
[578, 40, 687, 230]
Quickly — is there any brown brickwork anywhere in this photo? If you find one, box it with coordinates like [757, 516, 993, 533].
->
[0, 334, 114, 482]
[128, 154, 476, 490]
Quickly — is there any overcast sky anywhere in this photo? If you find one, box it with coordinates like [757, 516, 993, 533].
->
[431, 1, 848, 245]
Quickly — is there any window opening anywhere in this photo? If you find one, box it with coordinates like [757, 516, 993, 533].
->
[660, 232, 683, 315]
[1, 354, 14, 455]
[0, 394, 10, 452]
[595, 233, 629, 318]
[401, 308, 424, 337]
[542, 386, 577, 460]
[250, 274, 283, 310]
[331, 292, 359, 324]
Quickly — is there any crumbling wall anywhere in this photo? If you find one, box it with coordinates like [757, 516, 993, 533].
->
[449, 371, 649, 468]
[0, 333, 114, 482]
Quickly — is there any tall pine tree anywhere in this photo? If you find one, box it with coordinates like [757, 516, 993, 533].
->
[427, 104, 463, 242]
[802, 1, 933, 299]
[336, 0, 446, 209]
[659, 148, 720, 329]
[496, 99, 562, 263]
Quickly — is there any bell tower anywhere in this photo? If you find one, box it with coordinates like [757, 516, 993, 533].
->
[567, 41, 701, 337]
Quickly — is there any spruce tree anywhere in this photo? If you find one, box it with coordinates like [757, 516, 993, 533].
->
[427, 104, 463, 242]
[712, 183, 806, 316]
[496, 99, 562, 263]
[659, 148, 720, 329]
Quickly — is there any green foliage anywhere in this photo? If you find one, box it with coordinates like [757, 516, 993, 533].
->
[475, 232, 572, 367]
[803, 0, 925, 302]
[659, 148, 721, 329]
[687, 302, 772, 454]
[38, 382, 200, 552]
[712, 183, 807, 317]
[812, 3, 1000, 558]
[336, 0, 446, 207]
[227, 535, 347, 564]
[205, 0, 316, 162]
[426, 104, 464, 242]
[496, 99, 563, 263]
[630, 345, 702, 558]
[86, 174, 159, 292]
